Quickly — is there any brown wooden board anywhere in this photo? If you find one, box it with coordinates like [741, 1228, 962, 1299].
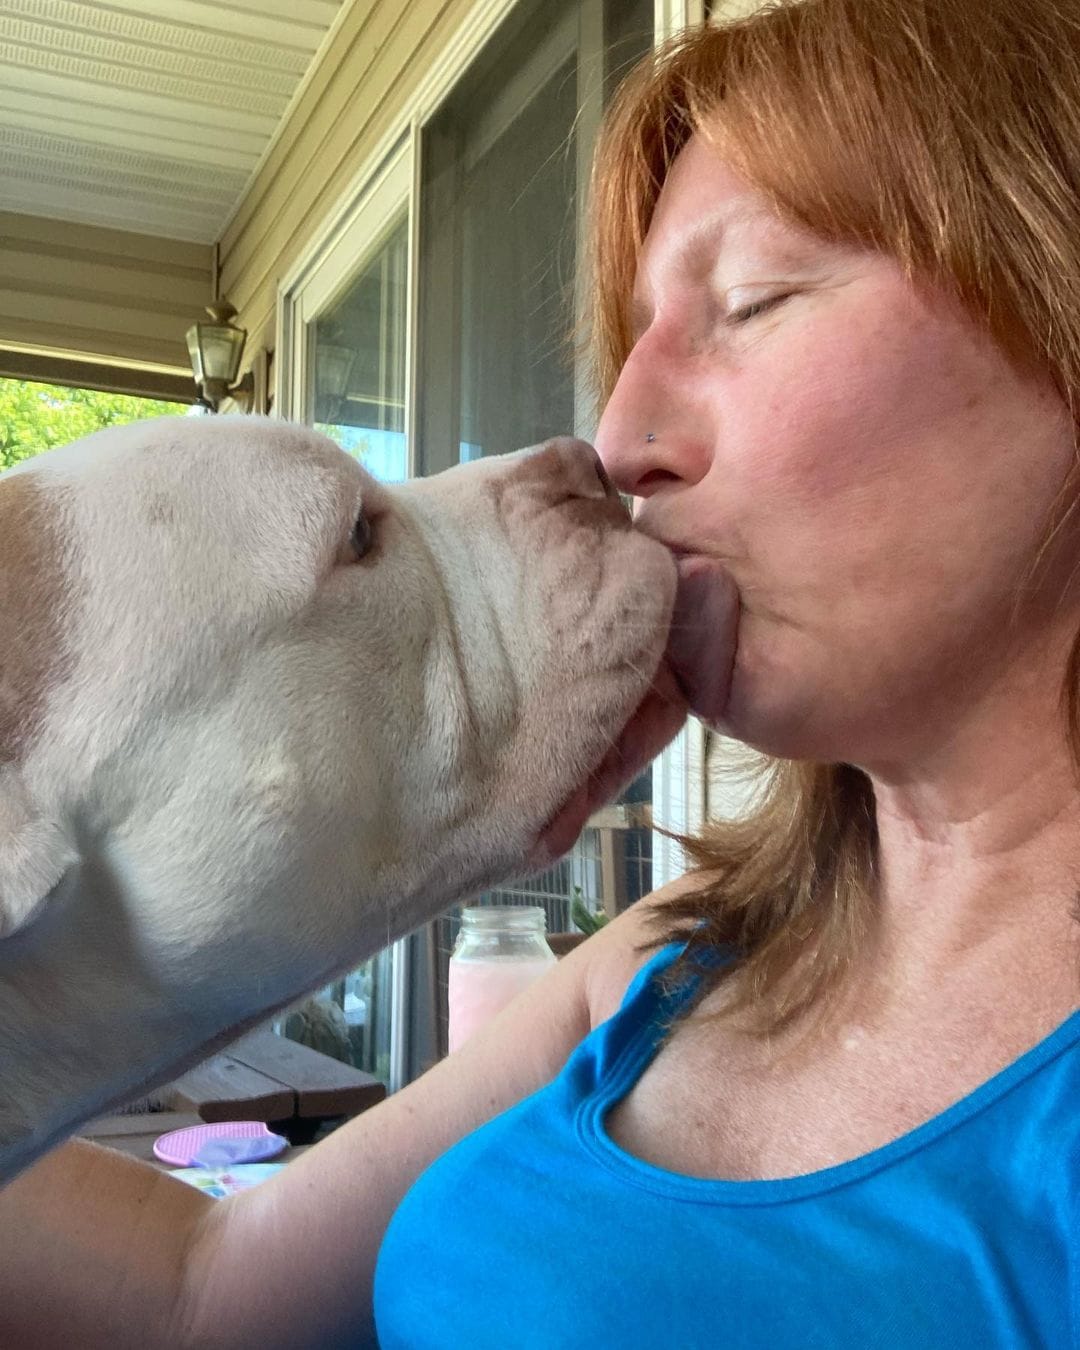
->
[228, 1029, 386, 1118]
[167, 1053, 295, 1123]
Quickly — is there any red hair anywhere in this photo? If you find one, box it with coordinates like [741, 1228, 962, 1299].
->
[587, 0, 1080, 1030]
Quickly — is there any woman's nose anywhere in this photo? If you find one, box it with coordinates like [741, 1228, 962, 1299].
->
[594, 342, 710, 499]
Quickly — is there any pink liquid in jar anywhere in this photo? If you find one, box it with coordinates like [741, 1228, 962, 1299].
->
[447, 955, 556, 1053]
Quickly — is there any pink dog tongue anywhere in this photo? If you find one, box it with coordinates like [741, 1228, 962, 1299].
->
[666, 556, 739, 728]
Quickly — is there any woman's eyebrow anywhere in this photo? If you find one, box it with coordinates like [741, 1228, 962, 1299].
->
[630, 210, 758, 333]
[653, 205, 817, 292]
[682, 204, 804, 268]
[630, 206, 821, 337]
[679, 206, 772, 262]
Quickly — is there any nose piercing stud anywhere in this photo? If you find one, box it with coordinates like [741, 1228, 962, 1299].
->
[645, 432, 656, 443]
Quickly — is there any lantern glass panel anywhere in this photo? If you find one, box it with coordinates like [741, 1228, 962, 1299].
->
[185, 325, 205, 383]
[198, 325, 245, 384]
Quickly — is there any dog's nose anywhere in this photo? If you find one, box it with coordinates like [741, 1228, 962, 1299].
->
[544, 436, 625, 506]
[594, 457, 618, 500]
[498, 437, 629, 517]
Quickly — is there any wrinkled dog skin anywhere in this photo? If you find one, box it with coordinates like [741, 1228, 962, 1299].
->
[0, 416, 684, 1180]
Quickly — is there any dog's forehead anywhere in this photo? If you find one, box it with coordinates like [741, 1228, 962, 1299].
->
[0, 420, 374, 737]
[31, 416, 359, 503]
[12, 419, 373, 581]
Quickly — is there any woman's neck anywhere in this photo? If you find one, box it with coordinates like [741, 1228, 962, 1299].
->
[858, 636, 1080, 1011]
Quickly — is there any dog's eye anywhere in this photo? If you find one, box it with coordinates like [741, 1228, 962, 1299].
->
[349, 512, 373, 560]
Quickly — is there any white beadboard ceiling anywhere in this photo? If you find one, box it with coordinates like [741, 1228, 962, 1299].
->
[0, 0, 349, 243]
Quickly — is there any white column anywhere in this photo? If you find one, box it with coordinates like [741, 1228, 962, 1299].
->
[652, 719, 709, 886]
[654, 0, 707, 42]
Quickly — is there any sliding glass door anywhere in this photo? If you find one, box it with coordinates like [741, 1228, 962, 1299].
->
[414, 0, 655, 1067]
[277, 153, 413, 1089]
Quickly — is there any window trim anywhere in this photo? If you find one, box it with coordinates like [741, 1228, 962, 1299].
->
[656, 0, 706, 39]
[277, 140, 412, 429]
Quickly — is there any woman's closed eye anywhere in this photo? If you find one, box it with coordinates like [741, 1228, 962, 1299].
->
[725, 291, 794, 325]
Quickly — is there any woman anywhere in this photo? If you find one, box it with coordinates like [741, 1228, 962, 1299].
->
[2, 0, 1078, 1344]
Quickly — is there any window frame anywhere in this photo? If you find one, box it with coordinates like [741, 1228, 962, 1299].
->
[277, 138, 413, 436]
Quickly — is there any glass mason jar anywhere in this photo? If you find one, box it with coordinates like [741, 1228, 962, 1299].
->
[447, 905, 557, 1053]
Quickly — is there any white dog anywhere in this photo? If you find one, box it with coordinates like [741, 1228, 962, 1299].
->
[0, 416, 684, 1182]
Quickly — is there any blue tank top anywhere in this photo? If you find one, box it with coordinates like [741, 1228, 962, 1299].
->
[374, 943, 1080, 1347]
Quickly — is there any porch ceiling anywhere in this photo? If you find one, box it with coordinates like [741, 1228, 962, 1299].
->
[0, 0, 348, 244]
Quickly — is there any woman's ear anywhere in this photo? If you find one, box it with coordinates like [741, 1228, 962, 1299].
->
[0, 766, 76, 938]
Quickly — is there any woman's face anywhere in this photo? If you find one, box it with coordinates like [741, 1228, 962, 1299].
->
[596, 136, 1078, 766]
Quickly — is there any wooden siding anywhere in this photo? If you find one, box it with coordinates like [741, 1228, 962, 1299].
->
[219, 0, 464, 356]
[221, 0, 766, 360]
[0, 210, 212, 377]
[0, 0, 760, 393]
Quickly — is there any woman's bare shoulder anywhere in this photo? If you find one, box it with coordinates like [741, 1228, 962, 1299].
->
[581, 873, 705, 1029]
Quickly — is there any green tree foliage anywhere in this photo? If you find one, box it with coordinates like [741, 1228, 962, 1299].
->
[0, 377, 188, 471]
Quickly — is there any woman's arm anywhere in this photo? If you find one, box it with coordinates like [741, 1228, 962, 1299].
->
[0, 895, 665, 1350]
[181, 937, 600, 1350]
[0, 1133, 215, 1348]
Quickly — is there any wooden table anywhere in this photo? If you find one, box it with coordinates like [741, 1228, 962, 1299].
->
[81, 1031, 387, 1162]
[165, 1029, 386, 1141]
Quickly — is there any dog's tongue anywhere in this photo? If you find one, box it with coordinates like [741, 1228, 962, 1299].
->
[665, 555, 739, 728]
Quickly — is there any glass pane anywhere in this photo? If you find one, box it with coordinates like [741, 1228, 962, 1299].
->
[417, 6, 578, 471]
[288, 218, 410, 1086]
[418, 0, 656, 1063]
[602, 0, 655, 97]
[312, 214, 409, 484]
